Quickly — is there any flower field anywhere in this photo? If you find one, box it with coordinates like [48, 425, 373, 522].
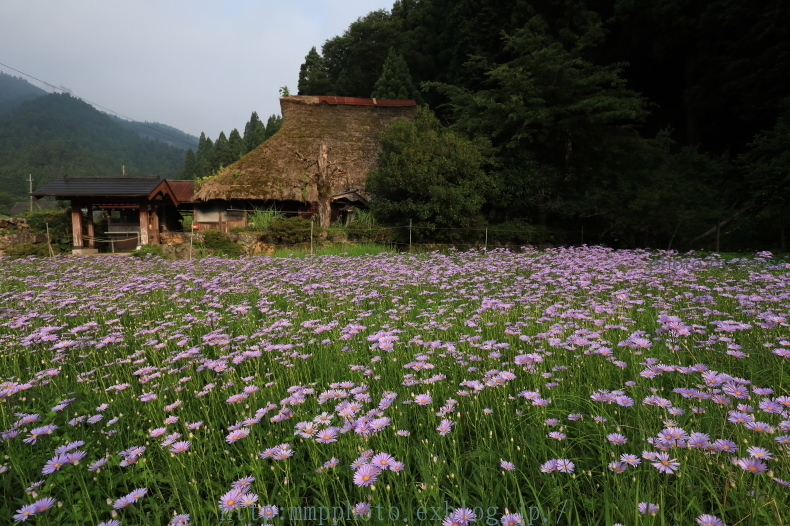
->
[1, 247, 788, 526]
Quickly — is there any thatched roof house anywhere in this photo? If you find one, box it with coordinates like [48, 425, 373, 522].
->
[193, 96, 416, 213]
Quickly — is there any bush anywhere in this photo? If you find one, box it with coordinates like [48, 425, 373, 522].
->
[24, 207, 72, 252]
[264, 216, 318, 245]
[201, 229, 243, 257]
[3, 243, 56, 258]
[487, 220, 545, 246]
[130, 245, 167, 258]
[247, 207, 282, 231]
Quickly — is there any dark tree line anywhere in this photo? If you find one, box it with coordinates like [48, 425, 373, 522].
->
[297, 0, 790, 250]
[181, 112, 282, 180]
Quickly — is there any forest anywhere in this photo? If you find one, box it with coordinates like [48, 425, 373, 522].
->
[294, 0, 789, 250]
[0, 72, 196, 214]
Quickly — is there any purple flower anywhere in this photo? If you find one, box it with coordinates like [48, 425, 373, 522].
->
[113, 488, 147, 509]
[259, 505, 279, 519]
[696, 515, 726, 526]
[437, 419, 454, 435]
[638, 502, 659, 515]
[353, 464, 381, 487]
[500, 460, 515, 471]
[225, 428, 250, 444]
[169, 440, 191, 453]
[219, 489, 244, 512]
[42, 454, 69, 474]
[606, 433, 628, 445]
[414, 394, 433, 406]
[651, 452, 680, 474]
[501, 513, 524, 526]
[736, 457, 768, 473]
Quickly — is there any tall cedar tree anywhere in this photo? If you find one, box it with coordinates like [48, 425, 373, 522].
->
[426, 4, 650, 223]
[298, 47, 333, 95]
[371, 48, 420, 100]
[228, 129, 246, 162]
[243, 112, 266, 153]
[214, 132, 231, 168]
[182, 149, 196, 180]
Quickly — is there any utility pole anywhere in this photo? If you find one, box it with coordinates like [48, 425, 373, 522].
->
[122, 165, 125, 176]
[29, 173, 33, 212]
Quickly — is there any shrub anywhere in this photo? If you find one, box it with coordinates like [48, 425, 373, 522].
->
[201, 229, 243, 257]
[24, 207, 72, 252]
[247, 207, 282, 231]
[130, 245, 167, 258]
[3, 243, 56, 258]
[264, 216, 318, 245]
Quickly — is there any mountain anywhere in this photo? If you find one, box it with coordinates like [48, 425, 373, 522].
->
[109, 116, 198, 150]
[0, 71, 48, 116]
[0, 93, 189, 200]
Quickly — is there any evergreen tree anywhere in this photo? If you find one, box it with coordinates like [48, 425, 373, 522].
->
[182, 149, 196, 180]
[264, 115, 283, 140]
[243, 112, 267, 153]
[214, 132, 231, 169]
[195, 132, 215, 178]
[228, 129, 246, 162]
[298, 47, 333, 95]
[371, 48, 420, 100]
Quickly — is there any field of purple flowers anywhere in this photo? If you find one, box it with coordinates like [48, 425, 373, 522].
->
[1, 247, 788, 526]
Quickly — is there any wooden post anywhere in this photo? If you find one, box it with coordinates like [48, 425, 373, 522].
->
[85, 204, 95, 249]
[150, 206, 160, 245]
[71, 203, 84, 248]
[138, 204, 149, 246]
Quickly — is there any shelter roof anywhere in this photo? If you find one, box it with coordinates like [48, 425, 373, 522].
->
[33, 177, 179, 207]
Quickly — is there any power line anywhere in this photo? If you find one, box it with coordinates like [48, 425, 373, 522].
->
[0, 61, 197, 149]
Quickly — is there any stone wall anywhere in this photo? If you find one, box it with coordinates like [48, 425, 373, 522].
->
[0, 218, 50, 255]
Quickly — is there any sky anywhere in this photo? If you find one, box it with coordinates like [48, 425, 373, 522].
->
[0, 0, 395, 143]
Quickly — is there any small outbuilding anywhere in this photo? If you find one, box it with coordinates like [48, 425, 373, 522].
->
[32, 176, 191, 253]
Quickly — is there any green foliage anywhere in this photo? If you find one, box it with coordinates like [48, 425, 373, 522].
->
[319, 10, 402, 97]
[263, 216, 316, 245]
[201, 229, 243, 257]
[367, 106, 494, 242]
[264, 115, 282, 139]
[243, 112, 266, 152]
[246, 207, 282, 231]
[0, 192, 14, 215]
[344, 209, 394, 243]
[130, 244, 167, 258]
[371, 47, 420, 100]
[298, 47, 333, 96]
[24, 207, 72, 252]
[2, 242, 55, 258]
[0, 71, 47, 115]
[278, 86, 291, 97]
[227, 129, 246, 162]
[181, 149, 197, 180]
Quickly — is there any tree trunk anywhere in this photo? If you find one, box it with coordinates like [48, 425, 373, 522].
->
[316, 144, 332, 229]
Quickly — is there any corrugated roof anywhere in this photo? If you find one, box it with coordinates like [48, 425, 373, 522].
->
[317, 96, 416, 107]
[33, 177, 165, 197]
[166, 180, 196, 202]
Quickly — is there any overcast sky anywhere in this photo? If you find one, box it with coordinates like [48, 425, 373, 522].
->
[0, 0, 395, 143]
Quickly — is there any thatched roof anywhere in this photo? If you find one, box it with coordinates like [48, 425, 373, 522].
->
[193, 96, 416, 203]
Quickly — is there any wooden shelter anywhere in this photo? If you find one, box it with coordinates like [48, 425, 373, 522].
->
[191, 96, 417, 231]
[32, 177, 189, 253]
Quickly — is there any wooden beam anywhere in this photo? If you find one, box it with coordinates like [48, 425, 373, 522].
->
[150, 206, 160, 245]
[139, 204, 149, 246]
[71, 203, 84, 248]
[85, 204, 95, 249]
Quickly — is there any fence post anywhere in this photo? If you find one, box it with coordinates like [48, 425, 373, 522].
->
[409, 219, 412, 250]
[310, 219, 314, 255]
[485, 228, 488, 251]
